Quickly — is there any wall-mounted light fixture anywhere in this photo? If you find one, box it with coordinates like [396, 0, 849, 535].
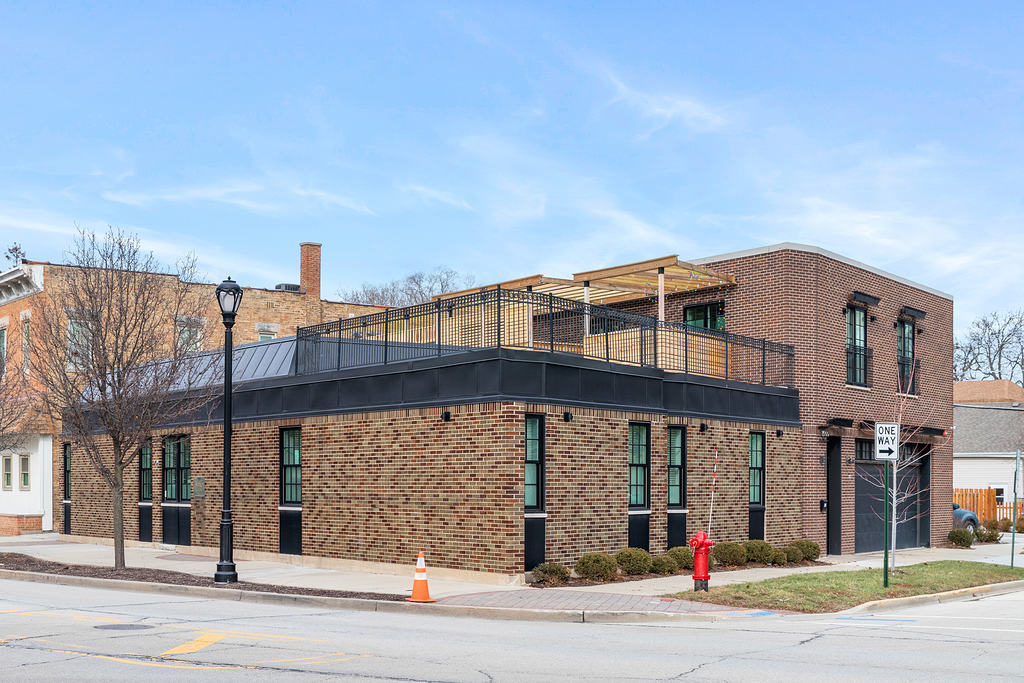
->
[699, 423, 708, 432]
[441, 411, 452, 422]
[775, 429, 784, 438]
[562, 411, 573, 422]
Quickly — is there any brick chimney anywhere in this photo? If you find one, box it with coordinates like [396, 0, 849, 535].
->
[299, 242, 321, 301]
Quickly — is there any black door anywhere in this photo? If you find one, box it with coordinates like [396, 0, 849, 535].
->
[62, 502, 70, 535]
[138, 505, 152, 543]
[161, 436, 191, 546]
[524, 516, 545, 570]
[826, 437, 843, 555]
[667, 512, 686, 549]
[162, 505, 191, 545]
[628, 513, 650, 550]
[279, 508, 302, 555]
[748, 432, 766, 540]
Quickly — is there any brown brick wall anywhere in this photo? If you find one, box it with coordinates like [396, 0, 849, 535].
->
[56, 401, 802, 574]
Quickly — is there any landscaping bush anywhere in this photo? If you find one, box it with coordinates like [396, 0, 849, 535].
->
[616, 547, 654, 575]
[651, 555, 679, 575]
[948, 528, 973, 547]
[790, 538, 821, 561]
[982, 518, 999, 533]
[1017, 517, 1024, 534]
[998, 518, 1013, 532]
[784, 544, 804, 563]
[712, 542, 747, 567]
[771, 549, 789, 566]
[531, 562, 570, 585]
[667, 545, 694, 570]
[743, 540, 775, 564]
[975, 527, 1002, 543]
[575, 553, 619, 581]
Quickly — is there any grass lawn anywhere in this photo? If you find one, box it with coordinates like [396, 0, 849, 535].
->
[667, 561, 1024, 613]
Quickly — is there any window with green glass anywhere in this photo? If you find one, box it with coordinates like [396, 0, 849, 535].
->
[524, 415, 544, 511]
[749, 432, 765, 506]
[629, 423, 650, 508]
[163, 436, 190, 502]
[667, 426, 686, 507]
[280, 428, 302, 505]
[139, 441, 152, 501]
[684, 302, 724, 330]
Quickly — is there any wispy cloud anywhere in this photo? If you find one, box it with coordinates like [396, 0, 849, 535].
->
[103, 180, 374, 215]
[601, 70, 727, 134]
[291, 187, 374, 215]
[399, 184, 473, 211]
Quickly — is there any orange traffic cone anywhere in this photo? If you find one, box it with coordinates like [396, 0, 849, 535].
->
[406, 550, 436, 603]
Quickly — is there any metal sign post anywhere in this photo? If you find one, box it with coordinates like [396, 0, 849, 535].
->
[875, 423, 899, 588]
[1013, 449, 1020, 569]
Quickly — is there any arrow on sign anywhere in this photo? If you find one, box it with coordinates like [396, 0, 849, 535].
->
[879, 448, 895, 457]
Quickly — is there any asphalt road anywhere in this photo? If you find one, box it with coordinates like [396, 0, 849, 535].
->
[2, 579, 1023, 681]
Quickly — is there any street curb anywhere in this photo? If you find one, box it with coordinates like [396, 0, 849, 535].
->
[0, 569, 727, 623]
[836, 579, 1024, 615]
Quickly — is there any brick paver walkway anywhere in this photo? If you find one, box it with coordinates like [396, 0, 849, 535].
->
[439, 589, 752, 613]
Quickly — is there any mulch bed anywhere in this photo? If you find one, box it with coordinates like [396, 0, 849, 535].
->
[0, 552, 406, 601]
[530, 559, 828, 588]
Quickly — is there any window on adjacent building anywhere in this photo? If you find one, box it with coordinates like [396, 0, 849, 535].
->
[21, 319, 30, 373]
[628, 423, 650, 508]
[19, 454, 29, 490]
[1, 455, 11, 490]
[749, 432, 765, 506]
[993, 487, 1006, 505]
[525, 415, 545, 511]
[258, 332, 276, 342]
[667, 426, 686, 508]
[0, 326, 6, 377]
[684, 302, 724, 330]
[280, 428, 301, 506]
[68, 319, 92, 369]
[163, 436, 191, 502]
[139, 441, 152, 502]
[176, 322, 202, 353]
[855, 439, 874, 461]
[62, 443, 71, 501]
[846, 306, 868, 386]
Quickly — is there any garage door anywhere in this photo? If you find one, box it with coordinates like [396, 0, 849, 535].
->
[855, 449, 931, 553]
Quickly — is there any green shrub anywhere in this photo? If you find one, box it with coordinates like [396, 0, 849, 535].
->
[575, 553, 618, 581]
[784, 544, 805, 563]
[948, 528, 973, 547]
[667, 545, 694, 570]
[743, 540, 775, 564]
[770, 549, 788, 566]
[651, 555, 679, 575]
[790, 538, 821, 561]
[982, 518, 999, 532]
[531, 562, 570, 585]
[997, 518, 1013, 532]
[1017, 517, 1024, 534]
[616, 547, 654, 575]
[976, 527, 1002, 543]
[712, 542, 747, 566]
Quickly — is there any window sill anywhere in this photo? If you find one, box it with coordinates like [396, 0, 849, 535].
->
[138, 501, 153, 507]
[524, 511, 547, 519]
[628, 509, 651, 515]
[667, 508, 689, 514]
[278, 505, 302, 511]
[897, 392, 920, 399]
[844, 384, 871, 392]
[160, 502, 191, 507]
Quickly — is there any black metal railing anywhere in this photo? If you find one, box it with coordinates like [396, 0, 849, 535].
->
[846, 344, 872, 387]
[897, 356, 920, 395]
[296, 288, 796, 387]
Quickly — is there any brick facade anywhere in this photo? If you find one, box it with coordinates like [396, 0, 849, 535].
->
[56, 401, 801, 575]
[614, 246, 954, 553]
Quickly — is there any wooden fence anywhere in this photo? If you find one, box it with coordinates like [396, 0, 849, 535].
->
[996, 502, 1024, 522]
[953, 488, 996, 522]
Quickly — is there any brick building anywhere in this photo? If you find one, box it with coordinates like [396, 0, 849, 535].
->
[0, 242, 381, 534]
[55, 242, 953, 576]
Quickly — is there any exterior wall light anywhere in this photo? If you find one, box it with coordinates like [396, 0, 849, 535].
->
[562, 411, 572, 422]
[699, 423, 708, 432]
[441, 410, 452, 422]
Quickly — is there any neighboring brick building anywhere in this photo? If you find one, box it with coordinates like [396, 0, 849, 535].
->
[0, 242, 381, 534]
[55, 242, 953, 576]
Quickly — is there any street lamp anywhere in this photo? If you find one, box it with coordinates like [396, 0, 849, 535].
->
[214, 277, 243, 583]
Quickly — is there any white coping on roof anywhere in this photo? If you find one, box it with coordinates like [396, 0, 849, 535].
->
[954, 403, 1024, 411]
[691, 242, 953, 301]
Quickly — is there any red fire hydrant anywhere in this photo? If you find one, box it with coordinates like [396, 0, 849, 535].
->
[689, 530, 715, 592]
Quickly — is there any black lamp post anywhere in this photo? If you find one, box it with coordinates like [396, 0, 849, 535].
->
[214, 277, 243, 583]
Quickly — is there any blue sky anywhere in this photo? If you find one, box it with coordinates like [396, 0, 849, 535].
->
[1, 3, 1022, 330]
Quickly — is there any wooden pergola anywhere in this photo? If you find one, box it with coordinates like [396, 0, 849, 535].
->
[435, 255, 735, 321]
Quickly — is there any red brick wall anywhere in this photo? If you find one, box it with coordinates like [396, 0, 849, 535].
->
[0, 514, 43, 535]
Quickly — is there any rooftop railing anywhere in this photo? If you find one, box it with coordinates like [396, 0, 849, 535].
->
[296, 288, 795, 387]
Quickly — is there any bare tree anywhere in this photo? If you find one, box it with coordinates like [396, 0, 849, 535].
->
[4, 242, 25, 267]
[955, 310, 1024, 384]
[31, 228, 219, 570]
[339, 266, 475, 307]
[856, 362, 952, 569]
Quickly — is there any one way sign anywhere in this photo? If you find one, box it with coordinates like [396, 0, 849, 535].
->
[875, 422, 900, 461]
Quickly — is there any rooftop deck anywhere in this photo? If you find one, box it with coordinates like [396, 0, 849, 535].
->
[296, 288, 794, 388]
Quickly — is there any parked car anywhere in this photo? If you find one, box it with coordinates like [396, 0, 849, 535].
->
[953, 503, 979, 534]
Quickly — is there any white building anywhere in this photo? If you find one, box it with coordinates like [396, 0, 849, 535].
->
[953, 380, 1024, 506]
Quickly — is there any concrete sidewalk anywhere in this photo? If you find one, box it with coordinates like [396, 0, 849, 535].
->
[1, 533, 1019, 616]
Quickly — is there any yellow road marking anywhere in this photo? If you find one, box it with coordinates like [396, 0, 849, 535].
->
[165, 624, 326, 642]
[161, 632, 227, 655]
[50, 649, 242, 670]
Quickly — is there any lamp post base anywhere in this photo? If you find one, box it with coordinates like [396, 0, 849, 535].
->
[214, 562, 238, 584]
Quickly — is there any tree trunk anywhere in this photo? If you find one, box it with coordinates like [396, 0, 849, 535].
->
[112, 466, 126, 571]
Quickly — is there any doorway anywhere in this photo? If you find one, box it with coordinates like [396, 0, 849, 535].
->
[826, 436, 842, 555]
